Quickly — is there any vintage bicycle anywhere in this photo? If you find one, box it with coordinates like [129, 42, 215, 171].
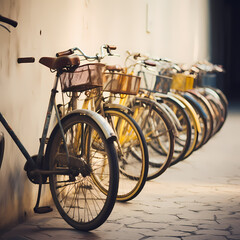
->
[0, 15, 119, 231]
[55, 46, 149, 202]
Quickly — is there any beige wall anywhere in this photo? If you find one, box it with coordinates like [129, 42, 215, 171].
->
[0, 0, 209, 229]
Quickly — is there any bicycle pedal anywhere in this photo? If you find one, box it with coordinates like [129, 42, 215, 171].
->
[34, 206, 53, 214]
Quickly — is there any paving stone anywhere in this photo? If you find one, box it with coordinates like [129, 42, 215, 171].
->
[142, 237, 181, 240]
[195, 229, 230, 236]
[167, 224, 198, 233]
[182, 234, 227, 240]
[228, 235, 240, 240]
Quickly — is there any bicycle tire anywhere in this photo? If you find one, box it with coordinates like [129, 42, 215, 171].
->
[168, 93, 199, 159]
[46, 114, 119, 231]
[187, 89, 214, 144]
[199, 88, 225, 136]
[182, 92, 208, 150]
[104, 108, 149, 202]
[130, 98, 174, 180]
[202, 87, 227, 134]
[160, 97, 192, 166]
[212, 87, 228, 120]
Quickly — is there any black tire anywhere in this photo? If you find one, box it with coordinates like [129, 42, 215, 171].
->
[46, 114, 119, 231]
[104, 108, 148, 202]
[130, 98, 175, 180]
[161, 98, 192, 166]
[199, 88, 225, 136]
[203, 87, 227, 134]
[182, 92, 208, 150]
[187, 90, 214, 145]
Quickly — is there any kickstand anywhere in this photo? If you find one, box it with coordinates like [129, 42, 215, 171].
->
[34, 179, 53, 214]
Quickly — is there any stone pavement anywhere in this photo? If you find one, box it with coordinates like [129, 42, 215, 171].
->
[0, 103, 240, 240]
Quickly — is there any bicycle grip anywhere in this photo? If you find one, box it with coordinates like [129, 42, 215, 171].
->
[107, 45, 117, 50]
[143, 59, 156, 67]
[0, 15, 18, 27]
[56, 49, 74, 57]
[17, 57, 35, 63]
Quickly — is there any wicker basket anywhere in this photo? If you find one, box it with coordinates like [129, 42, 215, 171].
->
[171, 73, 195, 91]
[138, 70, 172, 94]
[152, 74, 172, 94]
[103, 72, 141, 95]
[60, 63, 105, 92]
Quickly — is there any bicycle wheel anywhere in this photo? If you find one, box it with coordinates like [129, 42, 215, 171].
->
[211, 87, 228, 121]
[187, 89, 214, 144]
[130, 98, 174, 180]
[104, 108, 148, 202]
[168, 92, 199, 158]
[200, 87, 226, 135]
[198, 88, 224, 136]
[47, 114, 119, 231]
[160, 96, 192, 166]
[182, 92, 208, 150]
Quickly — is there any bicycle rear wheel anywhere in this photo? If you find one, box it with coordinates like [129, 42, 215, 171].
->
[104, 108, 148, 202]
[47, 114, 119, 231]
[168, 92, 199, 159]
[182, 92, 208, 150]
[200, 87, 226, 135]
[130, 98, 174, 180]
[187, 89, 214, 144]
[161, 97, 192, 166]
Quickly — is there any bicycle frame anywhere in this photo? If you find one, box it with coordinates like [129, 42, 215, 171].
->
[0, 71, 67, 171]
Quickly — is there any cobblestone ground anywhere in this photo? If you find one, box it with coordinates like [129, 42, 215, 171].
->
[0, 104, 240, 240]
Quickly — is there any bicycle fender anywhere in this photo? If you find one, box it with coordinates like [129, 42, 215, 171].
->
[134, 96, 178, 136]
[66, 109, 117, 141]
[160, 102, 183, 132]
[169, 92, 201, 133]
[204, 87, 221, 100]
[103, 103, 133, 114]
[156, 93, 187, 109]
[182, 93, 208, 120]
[0, 132, 5, 169]
[44, 109, 116, 172]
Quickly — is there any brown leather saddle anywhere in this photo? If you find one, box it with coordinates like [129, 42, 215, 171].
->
[39, 56, 80, 70]
[105, 65, 123, 72]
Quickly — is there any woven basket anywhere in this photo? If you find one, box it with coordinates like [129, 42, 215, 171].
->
[60, 63, 105, 92]
[103, 72, 141, 95]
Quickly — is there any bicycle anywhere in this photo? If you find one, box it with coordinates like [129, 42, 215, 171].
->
[170, 60, 227, 140]
[131, 55, 208, 153]
[56, 46, 149, 201]
[123, 53, 196, 166]
[110, 56, 177, 179]
[189, 61, 228, 136]
[155, 58, 227, 145]
[146, 57, 209, 151]
[0, 15, 119, 231]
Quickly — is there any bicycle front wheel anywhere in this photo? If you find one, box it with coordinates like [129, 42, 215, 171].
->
[131, 99, 174, 180]
[47, 114, 119, 231]
[161, 97, 192, 166]
[104, 108, 149, 202]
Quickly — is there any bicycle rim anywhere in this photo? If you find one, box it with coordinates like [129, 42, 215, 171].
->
[104, 108, 148, 202]
[47, 114, 119, 231]
[131, 100, 174, 180]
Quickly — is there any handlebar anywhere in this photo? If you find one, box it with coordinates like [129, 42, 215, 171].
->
[56, 49, 74, 57]
[0, 15, 18, 27]
[56, 44, 118, 62]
